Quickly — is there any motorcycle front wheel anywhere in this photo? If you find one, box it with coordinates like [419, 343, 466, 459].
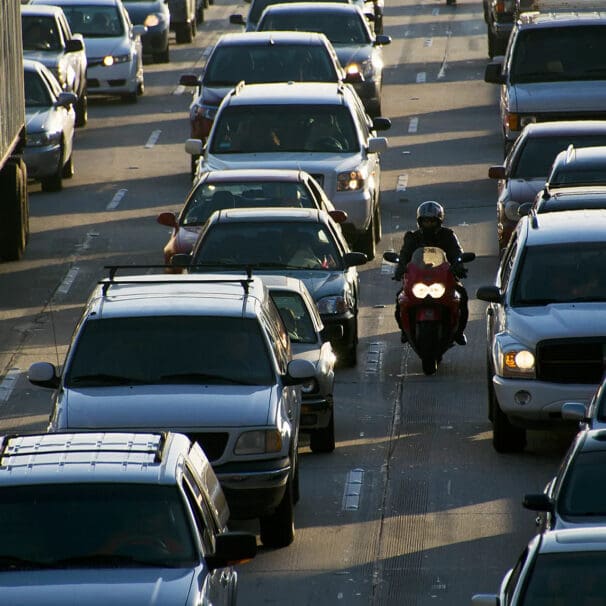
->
[422, 356, 438, 375]
[416, 321, 441, 375]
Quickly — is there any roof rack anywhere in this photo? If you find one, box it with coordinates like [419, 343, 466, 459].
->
[0, 432, 169, 464]
[100, 265, 254, 295]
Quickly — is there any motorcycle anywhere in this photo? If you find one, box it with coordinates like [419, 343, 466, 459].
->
[384, 246, 475, 375]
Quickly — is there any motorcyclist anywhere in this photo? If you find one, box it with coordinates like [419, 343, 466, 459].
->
[393, 201, 469, 345]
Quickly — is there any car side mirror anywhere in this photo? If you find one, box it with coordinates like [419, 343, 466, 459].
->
[460, 252, 476, 263]
[374, 34, 391, 46]
[28, 362, 60, 389]
[65, 38, 84, 52]
[476, 285, 503, 303]
[485, 61, 505, 84]
[55, 91, 78, 108]
[343, 251, 367, 267]
[368, 137, 388, 154]
[206, 532, 257, 571]
[488, 165, 506, 179]
[561, 402, 588, 422]
[229, 14, 245, 25]
[157, 211, 178, 228]
[328, 209, 348, 224]
[284, 358, 316, 385]
[185, 138, 204, 156]
[522, 493, 553, 513]
[179, 73, 200, 87]
[372, 117, 391, 131]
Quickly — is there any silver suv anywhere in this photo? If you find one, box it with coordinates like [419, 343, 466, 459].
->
[28, 271, 315, 548]
[477, 210, 606, 453]
[0, 431, 256, 604]
[186, 81, 390, 259]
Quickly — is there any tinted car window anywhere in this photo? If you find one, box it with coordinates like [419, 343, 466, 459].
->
[204, 44, 338, 86]
[65, 316, 275, 386]
[24, 70, 52, 107]
[510, 26, 606, 84]
[248, 0, 347, 24]
[193, 221, 342, 270]
[558, 450, 606, 516]
[210, 105, 358, 154]
[511, 243, 606, 305]
[550, 166, 606, 187]
[271, 291, 318, 344]
[513, 135, 606, 178]
[60, 5, 125, 37]
[22, 16, 61, 51]
[182, 181, 316, 226]
[0, 483, 197, 567]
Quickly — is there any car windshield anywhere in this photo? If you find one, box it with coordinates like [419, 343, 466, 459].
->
[204, 44, 338, 86]
[24, 70, 52, 108]
[258, 10, 370, 45]
[22, 16, 62, 51]
[248, 0, 348, 25]
[182, 181, 317, 226]
[64, 316, 275, 386]
[270, 291, 318, 344]
[0, 484, 197, 570]
[512, 135, 606, 179]
[558, 450, 606, 517]
[60, 5, 124, 37]
[510, 25, 606, 84]
[210, 105, 358, 154]
[192, 221, 342, 271]
[519, 552, 606, 604]
[511, 243, 606, 305]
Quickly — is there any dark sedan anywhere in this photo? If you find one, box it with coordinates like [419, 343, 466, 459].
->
[256, 2, 391, 116]
[174, 207, 367, 366]
[122, 0, 170, 62]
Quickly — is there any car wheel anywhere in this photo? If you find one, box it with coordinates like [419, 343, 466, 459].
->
[490, 379, 526, 453]
[259, 477, 295, 548]
[487, 29, 497, 58]
[197, 3, 205, 21]
[373, 202, 382, 243]
[0, 159, 28, 261]
[75, 91, 88, 127]
[358, 216, 376, 260]
[310, 408, 335, 453]
[175, 22, 193, 43]
[62, 153, 74, 179]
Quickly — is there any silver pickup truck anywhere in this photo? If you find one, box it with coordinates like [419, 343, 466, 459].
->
[21, 3, 88, 127]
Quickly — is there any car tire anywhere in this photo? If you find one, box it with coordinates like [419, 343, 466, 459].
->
[259, 477, 295, 548]
[358, 216, 376, 260]
[175, 22, 194, 43]
[197, 3, 205, 22]
[490, 379, 526, 453]
[310, 408, 335, 453]
[0, 159, 29, 261]
[373, 201, 382, 244]
[75, 91, 88, 127]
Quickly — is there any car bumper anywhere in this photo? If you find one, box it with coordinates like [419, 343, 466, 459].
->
[494, 376, 597, 424]
[24, 145, 61, 179]
[214, 457, 291, 518]
[322, 312, 357, 354]
[86, 63, 138, 95]
[300, 396, 333, 431]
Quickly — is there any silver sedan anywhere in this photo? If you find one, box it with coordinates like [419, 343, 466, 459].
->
[24, 58, 76, 192]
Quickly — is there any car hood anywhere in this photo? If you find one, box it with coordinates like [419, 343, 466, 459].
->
[22, 50, 64, 69]
[505, 178, 546, 203]
[333, 44, 372, 67]
[203, 152, 364, 174]
[84, 37, 129, 58]
[0, 568, 195, 605]
[509, 81, 606, 113]
[61, 385, 274, 428]
[507, 303, 606, 343]
[25, 108, 53, 133]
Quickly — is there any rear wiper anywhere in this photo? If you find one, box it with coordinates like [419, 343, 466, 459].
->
[159, 372, 254, 385]
[0, 555, 52, 570]
[68, 374, 147, 386]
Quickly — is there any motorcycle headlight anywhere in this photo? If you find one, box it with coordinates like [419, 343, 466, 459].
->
[412, 282, 445, 299]
[337, 170, 365, 192]
[27, 131, 61, 147]
[234, 429, 282, 454]
[316, 294, 349, 315]
[500, 348, 536, 378]
[103, 53, 130, 66]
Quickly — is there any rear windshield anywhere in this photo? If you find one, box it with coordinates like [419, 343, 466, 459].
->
[510, 25, 606, 84]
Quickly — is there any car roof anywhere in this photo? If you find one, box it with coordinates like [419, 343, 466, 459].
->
[523, 209, 606, 245]
[521, 121, 606, 138]
[225, 81, 349, 105]
[31, 0, 119, 6]
[21, 4, 66, 16]
[215, 30, 332, 46]
[552, 145, 606, 168]
[201, 168, 310, 183]
[0, 432, 192, 486]
[518, 11, 606, 27]
[540, 527, 606, 554]
[262, 1, 364, 13]
[89, 272, 269, 319]
[212, 207, 324, 223]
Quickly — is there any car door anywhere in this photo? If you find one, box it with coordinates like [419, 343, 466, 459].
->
[57, 12, 81, 94]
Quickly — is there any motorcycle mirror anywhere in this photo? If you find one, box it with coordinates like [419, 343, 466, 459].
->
[383, 251, 399, 264]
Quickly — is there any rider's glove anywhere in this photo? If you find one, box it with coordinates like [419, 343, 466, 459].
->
[452, 263, 468, 279]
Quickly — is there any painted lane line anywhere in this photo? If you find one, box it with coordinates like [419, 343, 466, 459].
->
[424, 38, 433, 47]
[107, 188, 127, 210]
[416, 71, 426, 83]
[0, 369, 20, 404]
[342, 468, 365, 511]
[145, 129, 162, 148]
[57, 267, 80, 296]
[408, 117, 419, 133]
[365, 341, 386, 373]
[396, 174, 409, 192]
[432, 7, 440, 14]
[173, 84, 186, 95]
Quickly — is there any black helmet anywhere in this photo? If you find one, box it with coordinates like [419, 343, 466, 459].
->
[417, 200, 444, 231]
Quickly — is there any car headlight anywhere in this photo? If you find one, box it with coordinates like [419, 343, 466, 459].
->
[27, 131, 62, 147]
[337, 170, 366, 192]
[144, 12, 165, 27]
[500, 347, 536, 378]
[504, 200, 521, 221]
[316, 295, 349, 315]
[192, 102, 218, 121]
[346, 59, 375, 79]
[234, 429, 282, 454]
[103, 53, 131, 66]
[411, 282, 445, 299]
